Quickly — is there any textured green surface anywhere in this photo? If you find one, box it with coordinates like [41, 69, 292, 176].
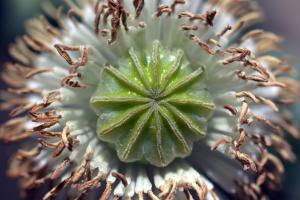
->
[90, 41, 215, 167]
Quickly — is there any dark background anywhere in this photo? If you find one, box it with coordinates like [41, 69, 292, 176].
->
[1, 0, 300, 199]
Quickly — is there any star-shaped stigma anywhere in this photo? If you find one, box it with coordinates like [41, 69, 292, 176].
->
[90, 41, 215, 167]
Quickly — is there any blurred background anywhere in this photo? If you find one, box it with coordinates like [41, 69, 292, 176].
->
[0, 0, 299, 199]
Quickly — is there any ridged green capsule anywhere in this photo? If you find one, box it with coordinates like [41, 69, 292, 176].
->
[90, 41, 215, 167]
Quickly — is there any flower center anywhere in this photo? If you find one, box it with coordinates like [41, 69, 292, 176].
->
[90, 41, 215, 167]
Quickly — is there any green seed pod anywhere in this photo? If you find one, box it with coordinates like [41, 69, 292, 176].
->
[90, 41, 215, 167]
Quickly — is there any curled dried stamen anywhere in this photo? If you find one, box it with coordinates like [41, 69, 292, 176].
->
[133, 0, 144, 18]
[61, 74, 86, 89]
[211, 137, 231, 151]
[156, 5, 173, 17]
[178, 10, 217, 26]
[224, 105, 238, 116]
[223, 48, 251, 65]
[112, 172, 128, 187]
[231, 149, 257, 172]
[217, 25, 232, 38]
[190, 34, 214, 54]
[16, 146, 43, 160]
[171, 0, 186, 12]
[71, 152, 93, 183]
[180, 24, 198, 31]
[99, 182, 112, 200]
[54, 44, 79, 65]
